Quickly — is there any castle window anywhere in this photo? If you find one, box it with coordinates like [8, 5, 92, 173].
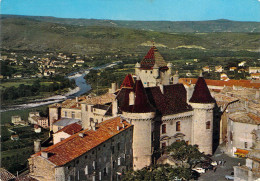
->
[150, 71, 152, 74]
[85, 165, 88, 175]
[162, 124, 166, 134]
[147, 82, 149, 86]
[244, 142, 248, 149]
[186, 141, 189, 145]
[117, 143, 120, 150]
[64, 111, 67, 117]
[71, 112, 75, 119]
[85, 106, 88, 111]
[206, 121, 210, 129]
[145, 71, 147, 73]
[176, 121, 181, 131]
[93, 161, 96, 169]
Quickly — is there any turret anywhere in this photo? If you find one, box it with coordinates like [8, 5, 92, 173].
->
[189, 76, 215, 155]
[173, 71, 179, 84]
[135, 62, 141, 75]
[120, 79, 155, 170]
[167, 62, 173, 75]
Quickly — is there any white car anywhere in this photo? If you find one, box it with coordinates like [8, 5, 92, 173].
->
[192, 167, 206, 173]
[211, 161, 218, 166]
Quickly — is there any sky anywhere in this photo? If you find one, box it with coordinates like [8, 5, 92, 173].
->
[1, 0, 260, 21]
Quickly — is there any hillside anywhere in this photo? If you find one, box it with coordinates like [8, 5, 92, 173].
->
[1, 16, 260, 55]
[2, 15, 260, 33]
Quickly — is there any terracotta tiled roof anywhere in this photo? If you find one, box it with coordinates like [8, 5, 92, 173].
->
[0, 168, 16, 181]
[140, 46, 167, 69]
[81, 92, 116, 105]
[189, 77, 215, 103]
[32, 117, 132, 166]
[229, 112, 260, 125]
[56, 123, 82, 135]
[179, 78, 260, 89]
[120, 74, 135, 89]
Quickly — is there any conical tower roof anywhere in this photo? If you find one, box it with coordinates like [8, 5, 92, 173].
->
[189, 77, 215, 103]
[120, 74, 135, 89]
[132, 79, 155, 113]
[140, 46, 167, 69]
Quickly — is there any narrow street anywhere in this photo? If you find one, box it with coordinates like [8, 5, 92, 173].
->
[198, 145, 246, 181]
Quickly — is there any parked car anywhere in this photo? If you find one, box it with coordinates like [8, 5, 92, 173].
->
[225, 175, 234, 180]
[192, 167, 206, 174]
[211, 161, 217, 166]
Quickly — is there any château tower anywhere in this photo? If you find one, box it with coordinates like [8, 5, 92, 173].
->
[189, 74, 215, 155]
[135, 46, 173, 87]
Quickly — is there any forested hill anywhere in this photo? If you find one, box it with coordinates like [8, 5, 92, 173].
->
[2, 15, 260, 33]
[1, 15, 260, 55]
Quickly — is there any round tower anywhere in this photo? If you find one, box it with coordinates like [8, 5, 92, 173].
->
[120, 79, 156, 170]
[189, 76, 215, 155]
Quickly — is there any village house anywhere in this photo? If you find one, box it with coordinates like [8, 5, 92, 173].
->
[29, 117, 133, 181]
[234, 149, 260, 180]
[249, 67, 260, 74]
[238, 61, 246, 67]
[202, 66, 211, 72]
[226, 112, 260, 156]
[215, 65, 223, 72]
[250, 73, 260, 80]
[53, 123, 82, 144]
[229, 67, 237, 71]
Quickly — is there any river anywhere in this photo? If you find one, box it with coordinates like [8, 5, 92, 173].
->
[0, 61, 122, 112]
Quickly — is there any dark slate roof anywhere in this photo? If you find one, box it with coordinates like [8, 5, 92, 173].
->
[117, 80, 155, 113]
[189, 77, 215, 103]
[145, 84, 192, 115]
[117, 81, 191, 115]
[140, 46, 167, 69]
[120, 74, 135, 89]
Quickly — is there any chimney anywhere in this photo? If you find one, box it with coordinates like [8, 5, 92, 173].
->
[41, 151, 49, 159]
[76, 97, 79, 102]
[79, 133, 84, 138]
[34, 139, 41, 153]
[159, 84, 164, 94]
[112, 99, 118, 116]
[93, 123, 98, 131]
[111, 83, 116, 93]
[129, 91, 135, 105]
[122, 124, 125, 129]
[117, 126, 120, 131]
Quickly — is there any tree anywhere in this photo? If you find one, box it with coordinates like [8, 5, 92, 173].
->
[123, 164, 193, 181]
[166, 141, 205, 169]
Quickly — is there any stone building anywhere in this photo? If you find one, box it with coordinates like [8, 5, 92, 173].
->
[53, 123, 82, 144]
[227, 112, 260, 156]
[29, 117, 133, 181]
[234, 149, 260, 181]
[48, 45, 216, 172]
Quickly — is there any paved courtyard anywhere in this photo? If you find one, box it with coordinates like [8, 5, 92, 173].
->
[198, 144, 246, 181]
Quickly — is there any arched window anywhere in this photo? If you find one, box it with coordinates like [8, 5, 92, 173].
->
[176, 121, 180, 131]
[206, 121, 210, 129]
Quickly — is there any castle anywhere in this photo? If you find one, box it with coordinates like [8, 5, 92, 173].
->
[49, 46, 215, 169]
[30, 46, 216, 180]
